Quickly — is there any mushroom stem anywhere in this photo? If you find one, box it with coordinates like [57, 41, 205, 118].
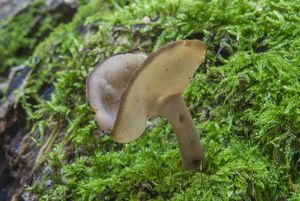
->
[158, 94, 205, 171]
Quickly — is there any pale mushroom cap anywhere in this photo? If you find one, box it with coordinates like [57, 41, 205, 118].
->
[111, 40, 207, 142]
[86, 52, 148, 134]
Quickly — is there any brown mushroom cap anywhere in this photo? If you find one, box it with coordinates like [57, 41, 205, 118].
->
[86, 52, 148, 134]
[111, 40, 207, 142]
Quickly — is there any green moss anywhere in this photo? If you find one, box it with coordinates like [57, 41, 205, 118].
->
[0, 0, 78, 74]
[4, 0, 298, 200]
[0, 3, 37, 72]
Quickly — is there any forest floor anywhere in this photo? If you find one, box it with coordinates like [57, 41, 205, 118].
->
[0, 0, 299, 200]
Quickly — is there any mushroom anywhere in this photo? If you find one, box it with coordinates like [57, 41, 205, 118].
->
[87, 40, 207, 171]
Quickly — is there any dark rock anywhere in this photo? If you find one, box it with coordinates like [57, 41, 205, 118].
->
[6, 66, 30, 97]
[41, 84, 55, 101]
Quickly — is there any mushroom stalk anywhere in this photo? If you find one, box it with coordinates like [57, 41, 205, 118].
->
[158, 94, 205, 171]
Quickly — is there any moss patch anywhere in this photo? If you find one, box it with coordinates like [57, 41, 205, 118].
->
[1, 0, 298, 200]
[0, 0, 78, 74]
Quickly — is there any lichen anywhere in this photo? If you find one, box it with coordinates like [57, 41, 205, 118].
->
[1, 0, 299, 200]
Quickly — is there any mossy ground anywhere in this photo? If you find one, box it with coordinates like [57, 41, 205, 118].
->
[0, 0, 80, 75]
[1, 0, 299, 200]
